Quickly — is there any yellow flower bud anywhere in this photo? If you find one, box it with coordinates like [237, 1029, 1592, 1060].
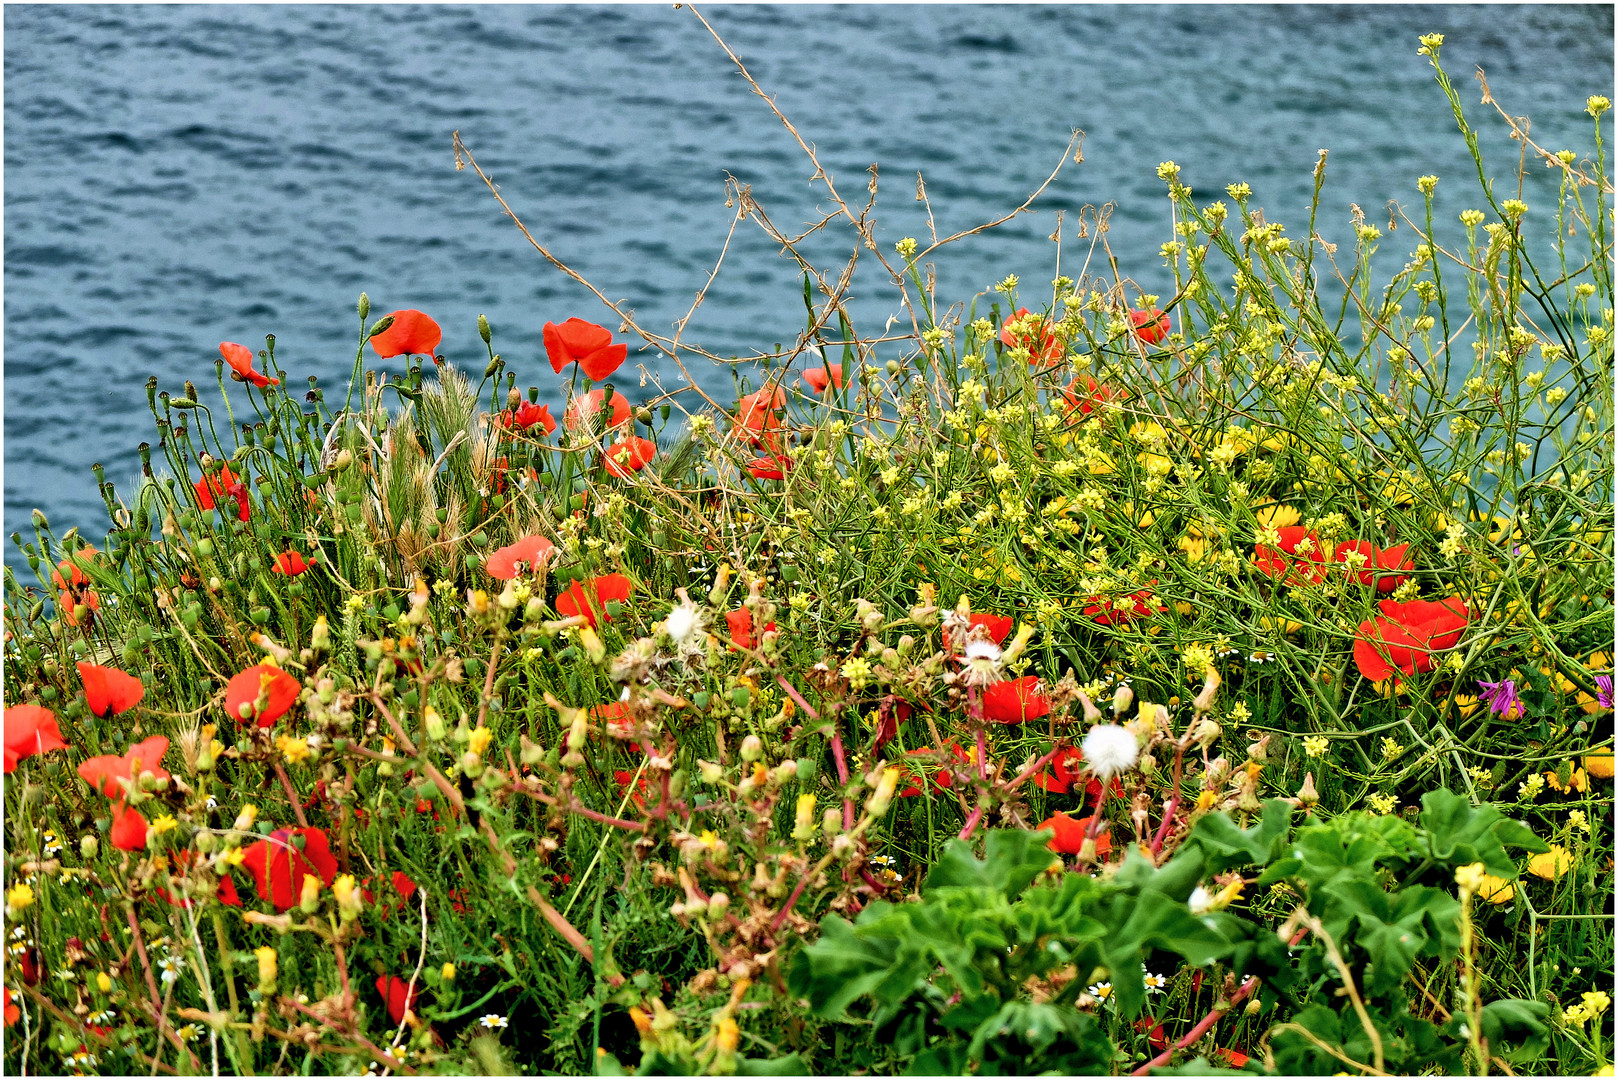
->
[255, 946, 278, 990]
[298, 873, 322, 913]
[441, 963, 456, 983]
[97, 972, 113, 994]
[332, 874, 362, 922]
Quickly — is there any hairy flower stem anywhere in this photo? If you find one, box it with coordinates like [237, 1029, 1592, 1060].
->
[1149, 742, 1189, 859]
[1130, 975, 1259, 1076]
[271, 759, 309, 829]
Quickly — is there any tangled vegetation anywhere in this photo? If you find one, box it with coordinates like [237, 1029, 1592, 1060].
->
[3, 27, 1612, 1077]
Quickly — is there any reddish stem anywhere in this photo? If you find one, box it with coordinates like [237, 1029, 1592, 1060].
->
[1150, 742, 1188, 857]
[1130, 975, 1259, 1076]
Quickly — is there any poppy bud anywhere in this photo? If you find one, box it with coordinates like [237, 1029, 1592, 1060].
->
[708, 565, 731, 606]
[478, 313, 492, 345]
[822, 808, 842, 839]
[1112, 684, 1134, 715]
[234, 805, 258, 832]
[311, 615, 331, 653]
[520, 734, 545, 767]
[333, 874, 362, 923]
[739, 735, 763, 763]
[699, 760, 724, 785]
[507, 387, 522, 410]
[1192, 667, 1222, 713]
[366, 314, 396, 341]
[793, 793, 817, 841]
[485, 356, 502, 378]
[32, 509, 48, 529]
[81, 835, 99, 860]
[1297, 771, 1319, 808]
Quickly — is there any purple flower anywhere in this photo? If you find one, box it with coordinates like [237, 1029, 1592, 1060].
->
[1477, 678, 1524, 719]
[1596, 674, 1613, 711]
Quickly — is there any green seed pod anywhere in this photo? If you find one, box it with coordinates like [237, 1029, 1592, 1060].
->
[358, 293, 371, 321]
[478, 314, 492, 345]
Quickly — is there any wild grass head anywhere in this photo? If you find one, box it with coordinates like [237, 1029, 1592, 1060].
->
[3, 25, 1612, 1077]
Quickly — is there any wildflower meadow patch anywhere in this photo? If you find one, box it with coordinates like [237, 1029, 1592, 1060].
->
[3, 23, 1612, 1077]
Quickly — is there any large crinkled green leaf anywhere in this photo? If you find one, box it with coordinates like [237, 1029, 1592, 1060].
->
[923, 828, 1057, 899]
[1418, 789, 1549, 875]
[964, 1000, 1113, 1075]
[1177, 798, 1294, 874]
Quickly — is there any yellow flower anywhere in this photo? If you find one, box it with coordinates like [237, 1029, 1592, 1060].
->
[5, 883, 35, 914]
[441, 963, 456, 983]
[1477, 873, 1516, 905]
[1450, 693, 1481, 718]
[1526, 844, 1573, 881]
[716, 1016, 740, 1054]
[467, 726, 493, 759]
[1254, 504, 1301, 530]
[150, 814, 179, 836]
[1584, 753, 1614, 780]
[1543, 767, 1589, 795]
[96, 972, 113, 993]
[1582, 990, 1612, 1017]
[223, 847, 246, 868]
[276, 733, 312, 766]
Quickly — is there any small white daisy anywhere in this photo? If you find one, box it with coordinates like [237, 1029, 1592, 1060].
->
[479, 1013, 509, 1030]
[157, 955, 185, 986]
[1142, 972, 1167, 994]
[1087, 981, 1113, 1001]
[1248, 651, 1275, 665]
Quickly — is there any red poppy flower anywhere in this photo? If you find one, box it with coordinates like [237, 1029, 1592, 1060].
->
[724, 608, 777, 650]
[1333, 540, 1413, 593]
[563, 388, 633, 431]
[219, 342, 279, 388]
[78, 736, 170, 799]
[52, 548, 97, 592]
[242, 827, 339, 911]
[544, 318, 628, 381]
[17, 947, 41, 986]
[57, 588, 101, 628]
[747, 455, 791, 481]
[555, 573, 634, 628]
[109, 801, 149, 852]
[486, 534, 557, 580]
[270, 550, 316, 577]
[500, 401, 557, 435]
[154, 850, 241, 909]
[3, 987, 17, 1027]
[896, 742, 970, 798]
[734, 386, 788, 450]
[802, 362, 843, 393]
[369, 310, 443, 360]
[999, 308, 1065, 366]
[391, 870, 418, 904]
[195, 465, 251, 522]
[603, 436, 656, 478]
[1060, 374, 1128, 418]
[981, 676, 1051, 724]
[1034, 744, 1088, 794]
[613, 769, 653, 808]
[1039, 810, 1111, 855]
[1353, 596, 1469, 682]
[1213, 1048, 1250, 1068]
[224, 664, 301, 728]
[77, 662, 144, 719]
[1083, 588, 1160, 626]
[4, 705, 69, 773]
[375, 975, 423, 1026]
[969, 613, 1014, 646]
[1130, 308, 1171, 345]
[1253, 526, 1327, 586]
[1135, 1019, 1168, 1052]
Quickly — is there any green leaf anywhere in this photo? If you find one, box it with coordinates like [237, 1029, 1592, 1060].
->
[736, 1053, 809, 1075]
[1418, 790, 1549, 875]
[1478, 998, 1551, 1058]
[923, 829, 1056, 900]
[1179, 800, 1294, 874]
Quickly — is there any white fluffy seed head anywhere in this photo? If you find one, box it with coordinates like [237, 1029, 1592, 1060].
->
[1081, 723, 1140, 780]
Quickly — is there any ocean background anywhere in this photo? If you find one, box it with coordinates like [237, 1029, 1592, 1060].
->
[5, 4, 1613, 577]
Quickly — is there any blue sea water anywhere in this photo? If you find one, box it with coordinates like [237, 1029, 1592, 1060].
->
[4, 4, 1613, 576]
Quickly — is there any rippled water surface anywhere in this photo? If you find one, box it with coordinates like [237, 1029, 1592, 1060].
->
[5, 4, 1613, 572]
